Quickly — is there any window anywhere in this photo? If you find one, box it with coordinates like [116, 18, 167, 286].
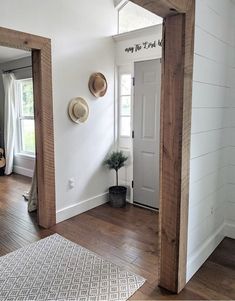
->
[119, 73, 132, 137]
[16, 78, 35, 156]
[118, 2, 162, 34]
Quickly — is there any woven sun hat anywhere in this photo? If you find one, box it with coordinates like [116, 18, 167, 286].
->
[88, 72, 108, 98]
[68, 97, 89, 124]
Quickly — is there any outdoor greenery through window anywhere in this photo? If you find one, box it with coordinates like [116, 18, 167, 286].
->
[119, 73, 131, 137]
[16, 78, 35, 155]
[118, 2, 162, 34]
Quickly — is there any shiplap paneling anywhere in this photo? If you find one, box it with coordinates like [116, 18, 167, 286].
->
[189, 148, 228, 184]
[188, 186, 226, 232]
[192, 82, 229, 108]
[189, 166, 227, 207]
[191, 108, 228, 134]
[187, 0, 235, 281]
[229, 147, 235, 164]
[226, 201, 235, 221]
[190, 129, 227, 159]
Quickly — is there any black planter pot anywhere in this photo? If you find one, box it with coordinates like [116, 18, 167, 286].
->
[109, 186, 127, 208]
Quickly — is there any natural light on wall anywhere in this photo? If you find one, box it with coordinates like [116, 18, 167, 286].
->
[118, 1, 162, 34]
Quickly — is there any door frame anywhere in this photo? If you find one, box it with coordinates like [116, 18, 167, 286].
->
[0, 27, 56, 228]
[130, 0, 195, 293]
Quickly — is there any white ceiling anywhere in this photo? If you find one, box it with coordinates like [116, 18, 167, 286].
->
[0, 46, 30, 64]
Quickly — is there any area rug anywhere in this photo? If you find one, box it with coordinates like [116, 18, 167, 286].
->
[0, 234, 145, 301]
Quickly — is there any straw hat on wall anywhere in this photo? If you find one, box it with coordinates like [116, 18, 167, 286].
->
[88, 72, 108, 98]
[68, 97, 89, 124]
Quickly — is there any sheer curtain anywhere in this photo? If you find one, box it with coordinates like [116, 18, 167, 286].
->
[2, 73, 16, 175]
[23, 166, 37, 212]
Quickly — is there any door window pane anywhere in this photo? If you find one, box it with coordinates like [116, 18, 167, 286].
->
[120, 116, 131, 137]
[121, 74, 131, 95]
[119, 72, 131, 138]
[120, 96, 131, 115]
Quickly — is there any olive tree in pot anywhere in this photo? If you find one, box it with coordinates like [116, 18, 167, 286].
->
[104, 151, 128, 208]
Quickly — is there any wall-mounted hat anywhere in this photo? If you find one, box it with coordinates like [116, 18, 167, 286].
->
[88, 72, 107, 98]
[68, 97, 89, 124]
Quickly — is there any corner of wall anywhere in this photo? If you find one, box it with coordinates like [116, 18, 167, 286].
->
[186, 223, 225, 282]
[56, 192, 108, 223]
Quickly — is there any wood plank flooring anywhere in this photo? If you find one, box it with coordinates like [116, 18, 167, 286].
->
[0, 174, 235, 300]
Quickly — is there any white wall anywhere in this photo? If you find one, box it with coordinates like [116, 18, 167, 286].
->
[0, 0, 117, 222]
[187, 0, 235, 281]
[225, 0, 235, 239]
[113, 25, 162, 66]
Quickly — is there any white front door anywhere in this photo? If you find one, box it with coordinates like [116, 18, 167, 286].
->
[133, 59, 161, 209]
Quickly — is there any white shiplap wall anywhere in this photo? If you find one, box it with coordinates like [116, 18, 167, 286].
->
[187, 0, 235, 281]
[225, 0, 235, 238]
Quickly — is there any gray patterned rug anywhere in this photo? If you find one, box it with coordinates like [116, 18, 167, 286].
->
[0, 234, 145, 301]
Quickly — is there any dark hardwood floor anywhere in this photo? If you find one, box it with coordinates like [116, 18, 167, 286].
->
[0, 173, 235, 300]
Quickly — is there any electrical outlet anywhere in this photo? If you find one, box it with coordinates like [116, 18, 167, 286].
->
[210, 207, 214, 215]
[68, 178, 75, 189]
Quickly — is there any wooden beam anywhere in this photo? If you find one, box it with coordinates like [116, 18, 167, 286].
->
[0, 27, 49, 51]
[32, 46, 56, 228]
[159, 1, 195, 294]
[0, 27, 56, 228]
[130, 0, 192, 17]
[159, 14, 186, 293]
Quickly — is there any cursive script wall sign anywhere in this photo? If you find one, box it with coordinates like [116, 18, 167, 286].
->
[125, 40, 160, 53]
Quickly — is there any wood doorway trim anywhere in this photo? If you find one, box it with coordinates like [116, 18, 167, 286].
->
[0, 27, 56, 228]
[130, 0, 195, 293]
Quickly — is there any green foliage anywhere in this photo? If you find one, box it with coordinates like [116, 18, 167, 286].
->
[104, 151, 128, 171]
[22, 80, 34, 116]
[104, 151, 128, 186]
[23, 130, 35, 153]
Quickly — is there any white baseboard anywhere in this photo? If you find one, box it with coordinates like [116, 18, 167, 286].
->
[14, 165, 33, 178]
[224, 221, 235, 239]
[56, 192, 108, 223]
[186, 223, 225, 282]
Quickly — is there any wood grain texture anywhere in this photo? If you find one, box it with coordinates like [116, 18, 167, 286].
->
[159, 4, 195, 293]
[32, 46, 56, 228]
[0, 175, 235, 300]
[0, 26, 56, 228]
[159, 13, 186, 293]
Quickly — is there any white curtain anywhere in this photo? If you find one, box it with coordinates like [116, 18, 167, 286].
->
[23, 166, 37, 212]
[2, 73, 16, 175]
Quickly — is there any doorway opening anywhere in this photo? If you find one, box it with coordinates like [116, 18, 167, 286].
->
[0, 26, 56, 229]
[113, 3, 163, 210]
[0, 46, 38, 228]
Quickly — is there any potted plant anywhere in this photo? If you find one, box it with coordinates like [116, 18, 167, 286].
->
[104, 151, 128, 208]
